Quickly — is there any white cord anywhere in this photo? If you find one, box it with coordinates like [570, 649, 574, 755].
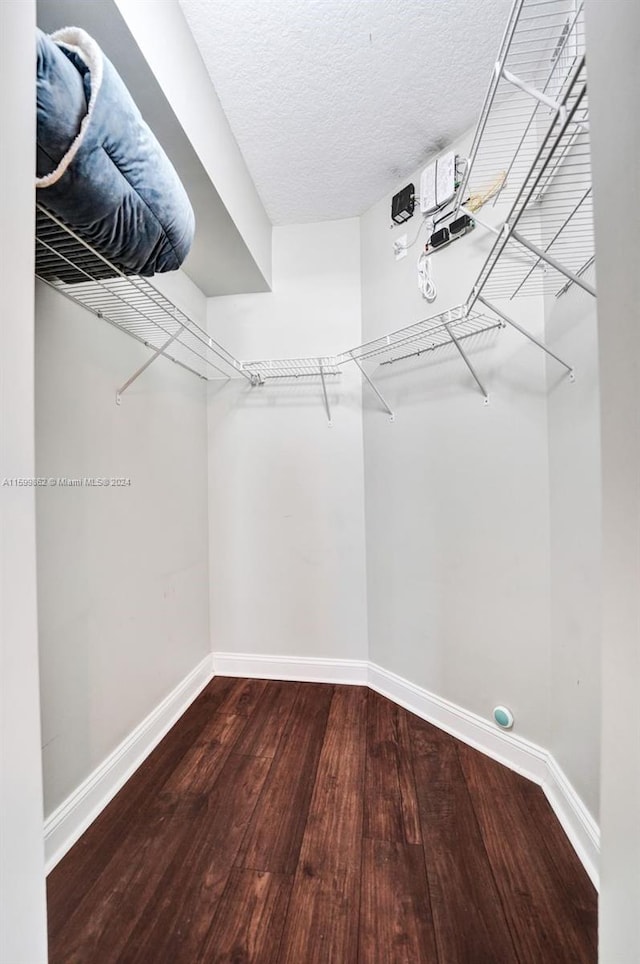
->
[417, 250, 437, 302]
[398, 212, 431, 252]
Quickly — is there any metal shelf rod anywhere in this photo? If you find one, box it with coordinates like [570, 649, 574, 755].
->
[510, 227, 596, 296]
[556, 254, 595, 297]
[478, 296, 574, 374]
[319, 363, 332, 424]
[445, 321, 489, 401]
[116, 325, 187, 403]
[379, 322, 503, 367]
[36, 273, 205, 382]
[501, 67, 565, 114]
[350, 354, 394, 420]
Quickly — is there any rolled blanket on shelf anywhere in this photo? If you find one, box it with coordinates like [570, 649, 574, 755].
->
[36, 26, 195, 279]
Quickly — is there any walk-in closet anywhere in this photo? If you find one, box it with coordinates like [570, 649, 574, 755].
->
[1, 0, 639, 961]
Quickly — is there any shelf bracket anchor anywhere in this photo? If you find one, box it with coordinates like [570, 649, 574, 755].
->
[116, 325, 186, 404]
[319, 362, 332, 425]
[350, 354, 394, 421]
[510, 229, 596, 297]
[445, 322, 490, 404]
[478, 296, 574, 380]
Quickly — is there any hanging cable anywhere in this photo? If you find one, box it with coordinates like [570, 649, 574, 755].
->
[398, 212, 432, 252]
[467, 170, 507, 212]
[417, 249, 437, 302]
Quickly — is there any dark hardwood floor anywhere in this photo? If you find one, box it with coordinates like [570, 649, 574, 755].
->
[47, 678, 597, 963]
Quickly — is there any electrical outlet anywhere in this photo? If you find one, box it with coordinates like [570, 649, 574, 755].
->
[393, 235, 407, 261]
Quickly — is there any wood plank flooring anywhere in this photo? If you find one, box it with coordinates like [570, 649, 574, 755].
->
[47, 678, 597, 963]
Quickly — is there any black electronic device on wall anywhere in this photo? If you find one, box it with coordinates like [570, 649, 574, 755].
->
[425, 216, 475, 253]
[449, 213, 474, 236]
[429, 227, 450, 248]
[391, 184, 415, 225]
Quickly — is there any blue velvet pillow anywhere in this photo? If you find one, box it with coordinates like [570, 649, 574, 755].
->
[36, 27, 195, 277]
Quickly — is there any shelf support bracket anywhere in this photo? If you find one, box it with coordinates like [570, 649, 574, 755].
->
[510, 229, 597, 297]
[116, 325, 186, 404]
[319, 362, 332, 425]
[459, 206, 503, 237]
[556, 255, 596, 298]
[478, 296, 574, 379]
[350, 354, 394, 420]
[501, 68, 567, 124]
[444, 321, 489, 404]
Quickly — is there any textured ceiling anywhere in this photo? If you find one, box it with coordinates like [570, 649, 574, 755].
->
[179, 0, 514, 225]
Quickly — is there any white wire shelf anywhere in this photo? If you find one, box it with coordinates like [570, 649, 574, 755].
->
[459, 0, 586, 212]
[471, 57, 594, 302]
[241, 307, 502, 381]
[459, 0, 595, 302]
[35, 205, 248, 385]
[239, 306, 505, 417]
[32, 197, 519, 414]
[35, 0, 591, 421]
[343, 306, 503, 368]
[240, 357, 341, 381]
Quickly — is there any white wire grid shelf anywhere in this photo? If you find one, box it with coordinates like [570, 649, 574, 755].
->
[34, 200, 572, 418]
[241, 357, 341, 380]
[241, 308, 501, 379]
[35, 205, 504, 390]
[459, 0, 595, 302]
[35, 205, 249, 389]
[239, 308, 505, 417]
[342, 306, 503, 369]
[470, 57, 594, 302]
[34, 0, 592, 416]
[459, 0, 586, 211]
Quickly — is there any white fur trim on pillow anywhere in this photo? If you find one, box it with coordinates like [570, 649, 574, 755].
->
[35, 27, 104, 189]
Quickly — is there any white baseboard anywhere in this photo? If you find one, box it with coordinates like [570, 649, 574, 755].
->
[543, 753, 600, 888]
[214, 651, 599, 888]
[367, 661, 550, 782]
[46, 648, 599, 889]
[212, 651, 369, 686]
[43, 653, 214, 874]
[367, 661, 600, 889]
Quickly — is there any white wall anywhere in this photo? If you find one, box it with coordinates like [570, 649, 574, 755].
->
[207, 219, 368, 662]
[35, 273, 210, 816]
[360, 136, 554, 749]
[114, 0, 272, 289]
[0, 1, 49, 960]
[586, 0, 640, 959]
[545, 278, 601, 823]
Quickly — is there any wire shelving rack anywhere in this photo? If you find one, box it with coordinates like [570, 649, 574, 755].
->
[344, 307, 502, 369]
[34, 0, 595, 420]
[35, 205, 250, 399]
[459, 0, 586, 212]
[459, 0, 595, 303]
